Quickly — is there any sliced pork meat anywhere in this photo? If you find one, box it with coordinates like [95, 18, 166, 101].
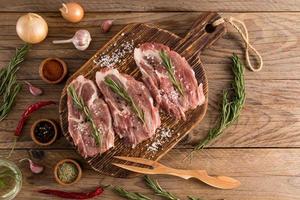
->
[134, 42, 205, 120]
[95, 68, 160, 147]
[67, 75, 114, 157]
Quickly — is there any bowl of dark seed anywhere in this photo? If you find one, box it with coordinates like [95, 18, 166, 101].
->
[31, 119, 58, 146]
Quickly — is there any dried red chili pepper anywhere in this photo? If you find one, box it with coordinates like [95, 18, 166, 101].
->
[38, 187, 104, 199]
[15, 101, 56, 137]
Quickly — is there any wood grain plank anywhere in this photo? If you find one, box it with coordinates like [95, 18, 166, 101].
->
[0, 12, 299, 80]
[1, 148, 299, 200]
[1, 79, 300, 149]
[0, 0, 300, 12]
[0, 12, 299, 148]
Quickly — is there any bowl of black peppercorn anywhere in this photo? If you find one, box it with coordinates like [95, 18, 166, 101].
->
[31, 119, 58, 146]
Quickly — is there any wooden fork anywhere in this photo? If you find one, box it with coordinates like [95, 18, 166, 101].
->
[113, 156, 240, 189]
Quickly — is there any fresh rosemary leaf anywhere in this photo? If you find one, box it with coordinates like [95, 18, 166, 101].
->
[159, 50, 184, 96]
[0, 78, 21, 121]
[113, 186, 152, 200]
[0, 44, 30, 121]
[67, 85, 102, 146]
[104, 77, 145, 123]
[194, 54, 245, 150]
[144, 176, 179, 200]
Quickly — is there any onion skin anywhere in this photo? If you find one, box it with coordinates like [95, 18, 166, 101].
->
[16, 13, 48, 44]
[60, 2, 84, 23]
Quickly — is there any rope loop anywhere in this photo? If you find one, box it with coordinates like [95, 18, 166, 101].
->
[212, 17, 263, 72]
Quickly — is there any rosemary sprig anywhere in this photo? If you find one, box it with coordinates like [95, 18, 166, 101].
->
[0, 44, 30, 121]
[159, 50, 184, 96]
[144, 175, 179, 200]
[104, 77, 145, 123]
[67, 85, 102, 146]
[194, 54, 245, 150]
[113, 176, 206, 200]
[113, 186, 152, 200]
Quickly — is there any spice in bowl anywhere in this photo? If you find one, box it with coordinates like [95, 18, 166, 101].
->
[31, 119, 58, 146]
[39, 58, 67, 84]
[54, 159, 82, 186]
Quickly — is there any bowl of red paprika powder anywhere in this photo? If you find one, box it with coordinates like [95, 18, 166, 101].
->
[39, 57, 67, 84]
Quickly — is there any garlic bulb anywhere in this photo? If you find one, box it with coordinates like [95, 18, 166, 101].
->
[16, 13, 48, 44]
[52, 29, 92, 51]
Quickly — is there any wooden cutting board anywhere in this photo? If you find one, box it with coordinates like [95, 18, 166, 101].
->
[59, 12, 226, 178]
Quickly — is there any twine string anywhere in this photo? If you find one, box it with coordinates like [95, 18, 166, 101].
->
[212, 17, 263, 72]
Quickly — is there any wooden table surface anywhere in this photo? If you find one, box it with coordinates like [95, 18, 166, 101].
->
[1, 1, 299, 200]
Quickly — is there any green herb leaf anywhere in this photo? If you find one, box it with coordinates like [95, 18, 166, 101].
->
[159, 50, 184, 96]
[104, 77, 145, 123]
[0, 44, 30, 121]
[144, 176, 179, 200]
[113, 186, 152, 200]
[194, 54, 245, 150]
[67, 85, 102, 147]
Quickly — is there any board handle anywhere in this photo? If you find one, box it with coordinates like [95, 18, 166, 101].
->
[174, 12, 226, 59]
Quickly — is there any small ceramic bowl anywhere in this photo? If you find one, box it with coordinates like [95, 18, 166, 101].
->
[30, 119, 58, 146]
[39, 57, 67, 84]
[54, 159, 82, 186]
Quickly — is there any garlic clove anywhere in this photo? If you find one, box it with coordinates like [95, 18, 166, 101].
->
[101, 20, 113, 33]
[25, 81, 43, 96]
[20, 158, 44, 174]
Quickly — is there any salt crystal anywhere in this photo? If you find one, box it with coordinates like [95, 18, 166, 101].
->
[93, 40, 134, 68]
[169, 90, 179, 101]
[76, 123, 86, 133]
[147, 127, 174, 153]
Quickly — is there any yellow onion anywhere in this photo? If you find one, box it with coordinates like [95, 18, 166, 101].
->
[16, 13, 48, 44]
[59, 2, 84, 23]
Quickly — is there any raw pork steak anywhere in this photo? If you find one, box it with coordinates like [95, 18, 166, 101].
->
[95, 68, 161, 147]
[134, 42, 205, 120]
[67, 75, 114, 157]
